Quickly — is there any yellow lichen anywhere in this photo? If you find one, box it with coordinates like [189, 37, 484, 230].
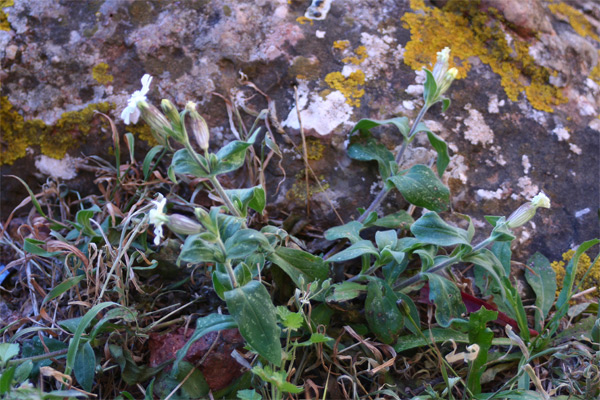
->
[590, 50, 600, 85]
[92, 62, 114, 85]
[296, 16, 313, 26]
[548, 3, 600, 42]
[324, 70, 365, 107]
[0, 0, 13, 31]
[298, 137, 325, 161]
[333, 40, 350, 50]
[401, 2, 567, 112]
[551, 249, 600, 301]
[125, 123, 159, 146]
[342, 45, 368, 65]
[1, 97, 115, 164]
[287, 172, 330, 201]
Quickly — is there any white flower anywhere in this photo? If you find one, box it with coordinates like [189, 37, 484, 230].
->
[531, 192, 550, 209]
[121, 74, 153, 125]
[148, 193, 169, 246]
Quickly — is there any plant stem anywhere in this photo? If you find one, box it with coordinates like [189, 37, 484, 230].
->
[394, 237, 493, 290]
[183, 142, 244, 219]
[224, 259, 239, 288]
[357, 105, 430, 223]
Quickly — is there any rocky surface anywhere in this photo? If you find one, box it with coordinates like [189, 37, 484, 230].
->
[1, 0, 599, 261]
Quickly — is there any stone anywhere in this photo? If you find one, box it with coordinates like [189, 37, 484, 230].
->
[0, 0, 598, 263]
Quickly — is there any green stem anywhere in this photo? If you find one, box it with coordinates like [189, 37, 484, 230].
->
[184, 142, 244, 220]
[394, 237, 494, 290]
[357, 104, 430, 223]
[224, 259, 239, 289]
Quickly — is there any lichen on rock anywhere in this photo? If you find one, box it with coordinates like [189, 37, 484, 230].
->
[401, 0, 567, 112]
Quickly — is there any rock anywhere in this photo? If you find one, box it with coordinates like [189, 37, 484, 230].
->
[148, 327, 246, 391]
[0, 0, 598, 262]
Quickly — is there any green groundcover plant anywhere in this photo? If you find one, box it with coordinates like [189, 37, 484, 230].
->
[1, 48, 598, 400]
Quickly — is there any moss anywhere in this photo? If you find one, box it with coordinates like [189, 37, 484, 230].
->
[92, 62, 114, 85]
[1, 97, 115, 164]
[548, 3, 600, 42]
[324, 70, 365, 107]
[401, 1, 567, 112]
[551, 249, 600, 301]
[342, 45, 368, 65]
[333, 40, 350, 50]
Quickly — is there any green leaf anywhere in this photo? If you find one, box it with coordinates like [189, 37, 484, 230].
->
[423, 68, 438, 105]
[109, 345, 166, 386]
[75, 208, 101, 237]
[327, 240, 379, 263]
[224, 229, 270, 261]
[179, 233, 225, 264]
[74, 341, 96, 392]
[411, 212, 471, 247]
[142, 145, 164, 180]
[41, 275, 85, 308]
[463, 249, 506, 299]
[555, 240, 600, 318]
[375, 230, 398, 251]
[175, 361, 210, 398]
[173, 314, 237, 374]
[0, 366, 16, 395]
[425, 274, 466, 328]
[213, 140, 253, 175]
[251, 365, 303, 394]
[491, 241, 512, 276]
[388, 165, 450, 212]
[225, 186, 266, 215]
[442, 98, 451, 112]
[467, 308, 497, 395]
[350, 117, 411, 139]
[237, 389, 263, 400]
[347, 140, 396, 180]
[324, 221, 363, 244]
[475, 390, 547, 400]
[426, 130, 450, 178]
[525, 252, 556, 331]
[14, 360, 33, 385]
[8, 175, 47, 219]
[395, 328, 467, 353]
[65, 302, 118, 377]
[172, 148, 210, 178]
[325, 282, 366, 302]
[373, 210, 414, 230]
[23, 238, 62, 258]
[268, 247, 329, 287]
[276, 307, 303, 330]
[365, 279, 404, 344]
[0, 343, 19, 365]
[225, 281, 282, 367]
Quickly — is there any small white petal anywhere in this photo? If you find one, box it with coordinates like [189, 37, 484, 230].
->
[140, 74, 153, 94]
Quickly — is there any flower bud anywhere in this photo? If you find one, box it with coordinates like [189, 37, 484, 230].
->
[167, 214, 203, 235]
[161, 99, 181, 128]
[138, 100, 171, 143]
[432, 47, 451, 83]
[185, 102, 210, 151]
[436, 67, 458, 98]
[506, 192, 550, 229]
